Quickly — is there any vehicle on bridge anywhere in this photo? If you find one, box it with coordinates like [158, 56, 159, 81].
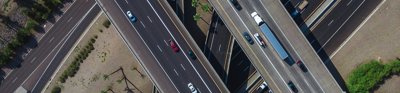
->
[258, 81, 273, 93]
[243, 32, 254, 45]
[251, 12, 294, 65]
[230, 0, 242, 10]
[296, 60, 308, 72]
[288, 81, 298, 93]
[253, 33, 266, 47]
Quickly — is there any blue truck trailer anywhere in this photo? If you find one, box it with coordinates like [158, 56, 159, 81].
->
[251, 12, 294, 65]
[260, 24, 289, 60]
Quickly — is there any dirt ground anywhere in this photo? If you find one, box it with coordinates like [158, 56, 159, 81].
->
[330, 0, 400, 92]
[43, 13, 152, 93]
[196, 0, 213, 35]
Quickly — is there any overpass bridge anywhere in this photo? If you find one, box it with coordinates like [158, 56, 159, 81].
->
[209, 0, 344, 92]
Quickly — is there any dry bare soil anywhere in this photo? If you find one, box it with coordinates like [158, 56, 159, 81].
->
[330, 0, 400, 92]
[43, 13, 152, 93]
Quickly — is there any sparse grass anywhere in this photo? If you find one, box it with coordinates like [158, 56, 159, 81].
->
[103, 74, 109, 80]
[116, 79, 123, 84]
[91, 74, 99, 82]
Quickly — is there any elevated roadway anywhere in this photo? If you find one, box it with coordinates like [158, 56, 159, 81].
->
[209, 0, 343, 92]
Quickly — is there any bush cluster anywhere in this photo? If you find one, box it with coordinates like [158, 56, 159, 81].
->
[59, 36, 97, 83]
[347, 60, 400, 93]
[103, 20, 111, 28]
[51, 86, 61, 93]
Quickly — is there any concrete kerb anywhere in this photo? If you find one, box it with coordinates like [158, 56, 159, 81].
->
[39, 8, 103, 93]
[305, 0, 335, 27]
[309, 0, 341, 30]
[158, 0, 230, 92]
[271, 0, 341, 91]
[208, 0, 286, 92]
[223, 36, 234, 83]
[94, 0, 165, 92]
[285, 1, 344, 92]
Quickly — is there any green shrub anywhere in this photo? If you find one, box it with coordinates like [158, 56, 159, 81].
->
[51, 86, 61, 93]
[347, 60, 388, 93]
[347, 60, 400, 93]
[103, 20, 111, 28]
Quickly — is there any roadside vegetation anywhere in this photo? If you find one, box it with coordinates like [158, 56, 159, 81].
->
[0, 0, 70, 67]
[59, 35, 98, 83]
[347, 59, 400, 93]
[191, 0, 211, 22]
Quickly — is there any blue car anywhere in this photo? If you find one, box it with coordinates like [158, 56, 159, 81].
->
[126, 11, 137, 23]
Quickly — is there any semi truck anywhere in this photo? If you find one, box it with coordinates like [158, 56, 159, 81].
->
[251, 12, 294, 65]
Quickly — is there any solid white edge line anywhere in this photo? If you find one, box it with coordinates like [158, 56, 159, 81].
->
[145, 0, 212, 92]
[32, 4, 97, 92]
[259, 0, 320, 92]
[39, 8, 102, 93]
[330, 0, 386, 58]
[113, 0, 180, 92]
[318, 0, 365, 53]
[228, 0, 292, 92]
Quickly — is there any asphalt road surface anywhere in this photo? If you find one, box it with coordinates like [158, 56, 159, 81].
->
[210, 0, 344, 92]
[203, 12, 233, 80]
[97, 0, 226, 92]
[209, 0, 305, 92]
[311, 0, 382, 57]
[237, 0, 323, 92]
[0, 0, 97, 92]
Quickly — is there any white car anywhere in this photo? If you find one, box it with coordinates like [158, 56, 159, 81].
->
[188, 83, 198, 93]
[259, 82, 273, 93]
[253, 33, 265, 47]
[251, 12, 264, 26]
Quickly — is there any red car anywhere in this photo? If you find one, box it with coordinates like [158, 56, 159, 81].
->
[296, 60, 308, 72]
[169, 40, 179, 52]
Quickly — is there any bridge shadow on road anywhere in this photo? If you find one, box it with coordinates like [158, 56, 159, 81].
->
[282, 1, 349, 92]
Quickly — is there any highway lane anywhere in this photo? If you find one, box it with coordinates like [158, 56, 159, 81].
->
[222, 0, 322, 92]
[96, 0, 178, 92]
[257, 0, 323, 91]
[311, 0, 382, 56]
[0, 0, 96, 92]
[257, 0, 343, 92]
[97, 0, 226, 92]
[29, 5, 100, 93]
[209, 0, 300, 92]
[203, 13, 233, 79]
[243, 0, 324, 92]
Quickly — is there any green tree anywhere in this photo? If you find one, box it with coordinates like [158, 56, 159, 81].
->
[193, 13, 200, 22]
[191, 0, 199, 7]
[201, 3, 211, 13]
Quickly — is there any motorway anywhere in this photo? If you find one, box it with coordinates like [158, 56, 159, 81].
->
[210, 0, 343, 92]
[311, 0, 382, 58]
[0, 0, 98, 92]
[209, 0, 316, 92]
[203, 12, 233, 80]
[96, 0, 228, 92]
